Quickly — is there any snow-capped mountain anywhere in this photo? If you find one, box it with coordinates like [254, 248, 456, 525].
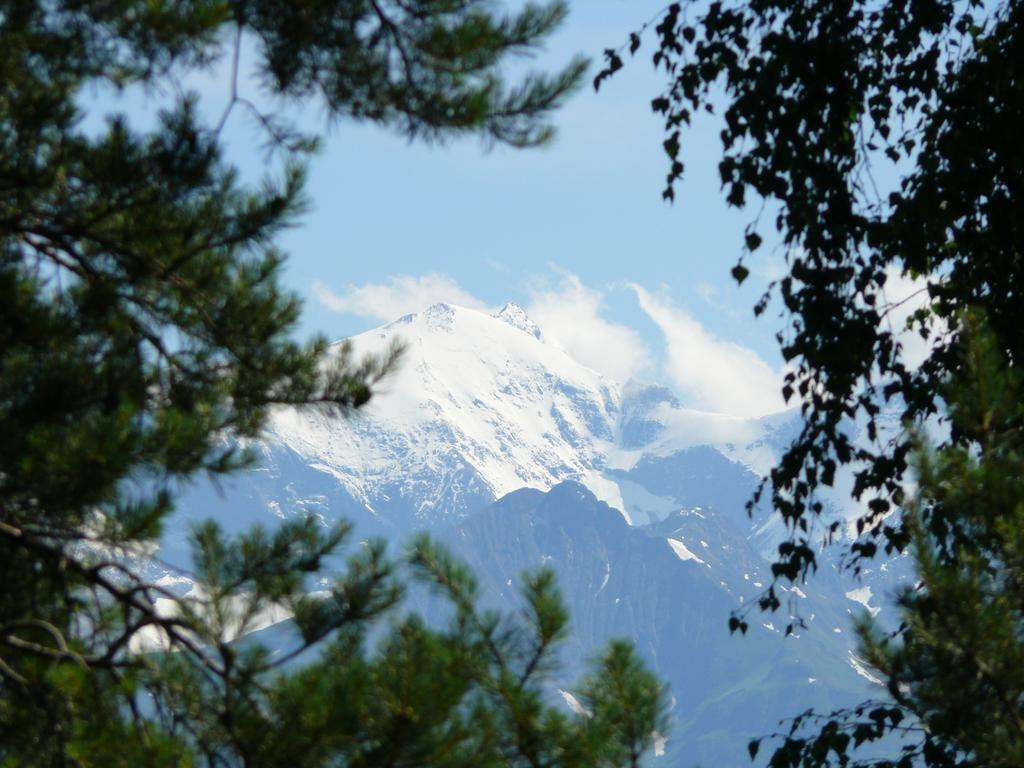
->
[165, 301, 911, 767]
[170, 299, 907, 619]
[255, 301, 795, 534]
[265, 301, 623, 528]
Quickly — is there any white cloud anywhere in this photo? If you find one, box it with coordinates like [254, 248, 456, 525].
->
[630, 285, 784, 418]
[652, 404, 766, 447]
[527, 273, 652, 383]
[313, 274, 490, 321]
[313, 271, 786, 417]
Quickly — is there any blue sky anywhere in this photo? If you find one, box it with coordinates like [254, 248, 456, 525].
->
[96, 1, 802, 417]
[281, 2, 783, 338]
[277, 2, 794, 414]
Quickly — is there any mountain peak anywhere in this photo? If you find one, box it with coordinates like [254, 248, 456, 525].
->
[495, 302, 543, 340]
[417, 302, 459, 331]
[385, 302, 460, 330]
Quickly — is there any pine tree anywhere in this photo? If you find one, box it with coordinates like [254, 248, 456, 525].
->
[0, 2, 667, 764]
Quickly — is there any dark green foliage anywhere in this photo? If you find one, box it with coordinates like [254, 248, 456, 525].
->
[759, 317, 1024, 767]
[598, 0, 1023, 764]
[0, 2, 668, 765]
[598, 0, 1024, 583]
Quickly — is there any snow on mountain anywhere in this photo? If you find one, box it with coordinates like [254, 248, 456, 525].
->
[260, 301, 806, 533]
[265, 302, 630, 526]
